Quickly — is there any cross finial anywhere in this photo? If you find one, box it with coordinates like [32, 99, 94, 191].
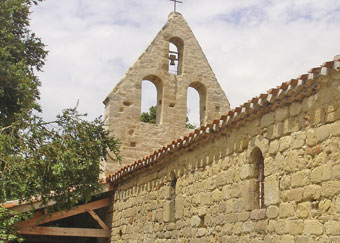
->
[170, 0, 183, 13]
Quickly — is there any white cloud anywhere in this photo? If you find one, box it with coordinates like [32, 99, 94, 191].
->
[30, 0, 340, 124]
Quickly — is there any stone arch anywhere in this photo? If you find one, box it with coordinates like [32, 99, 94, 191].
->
[141, 75, 163, 124]
[168, 37, 184, 75]
[187, 81, 207, 126]
[249, 147, 265, 209]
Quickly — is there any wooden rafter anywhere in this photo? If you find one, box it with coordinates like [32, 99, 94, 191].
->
[17, 198, 110, 228]
[88, 210, 108, 230]
[17, 198, 111, 238]
[19, 226, 110, 238]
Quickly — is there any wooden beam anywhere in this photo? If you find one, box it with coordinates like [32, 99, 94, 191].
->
[88, 210, 108, 230]
[17, 198, 110, 228]
[19, 226, 110, 238]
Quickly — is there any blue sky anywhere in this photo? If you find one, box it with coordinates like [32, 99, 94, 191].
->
[30, 0, 340, 126]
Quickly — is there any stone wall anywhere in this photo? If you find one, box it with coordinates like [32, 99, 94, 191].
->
[109, 68, 340, 242]
[103, 13, 230, 174]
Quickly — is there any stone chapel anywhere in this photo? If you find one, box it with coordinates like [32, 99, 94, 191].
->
[104, 12, 340, 243]
[9, 11, 340, 243]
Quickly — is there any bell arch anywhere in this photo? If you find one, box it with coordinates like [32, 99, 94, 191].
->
[168, 37, 184, 75]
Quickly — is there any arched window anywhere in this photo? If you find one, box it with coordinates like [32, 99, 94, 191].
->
[250, 147, 265, 209]
[169, 171, 177, 222]
[168, 37, 183, 75]
[186, 82, 207, 127]
[140, 75, 163, 124]
[187, 87, 200, 128]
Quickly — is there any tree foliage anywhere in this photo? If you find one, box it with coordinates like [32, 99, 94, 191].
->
[0, 0, 47, 127]
[0, 1, 120, 241]
[140, 106, 157, 124]
[185, 116, 196, 129]
[140, 106, 196, 129]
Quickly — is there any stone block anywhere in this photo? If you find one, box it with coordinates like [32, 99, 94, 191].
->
[191, 215, 201, 227]
[289, 220, 304, 235]
[279, 136, 292, 152]
[269, 140, 279, 155]
[297, 202, 311, 218]
[280, 235, 295, 243]
[240, 164, 256, 179]
[287, 188, 303, 202]
[303, 185, 321, 200]
[291, 132, 306, 149]
[275, 220, 289, 234]
[250, 209, 266, 220]
[311, 166, 323, 183]
[264, 176, 280, 205]
[322, 181, 340, 197]
[242, 221, 254, 233]
[331, 121, 340, 136]
[216, 170, 233, 187]
[175, 195, 184, 219]
[254, 220, 268, 233]
[290, 102, 302, 117]
[275, 106, 289, 122]
[238, 212, 250, 222]
[315, 125, 331, 143]
[325, 221, 340, 235]
[322, 164, 332, 181]
[291, 170, 310, 188]
[163, 201, 171, 222]
[306, 129, 317, 147]
[295, 236, 316, 243]
[279, 202, 295, 218]
[335, 197, 340, 213]
[266, 206, 279, 219]
[304, 220, 324, 235]
[211, 189, 222, 202]
[261, 112, 275, 128]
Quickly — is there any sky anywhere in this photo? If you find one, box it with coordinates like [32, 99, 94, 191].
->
[30, 0, 340, 126]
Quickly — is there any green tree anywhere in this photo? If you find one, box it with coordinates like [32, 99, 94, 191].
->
[0, 0, 47, 127]
[141, 106, 196, 129]
[0, 1, 120, 241]
[186, 116, 196, 129]
[140, 105, 157, 124]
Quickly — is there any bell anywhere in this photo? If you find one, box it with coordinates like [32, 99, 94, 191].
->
[169, 54, 177, 65]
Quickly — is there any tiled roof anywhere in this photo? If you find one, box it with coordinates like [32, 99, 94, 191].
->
[106, 56, 340, 184]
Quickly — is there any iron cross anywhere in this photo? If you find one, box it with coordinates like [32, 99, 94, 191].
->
[170, 0, 183, 13]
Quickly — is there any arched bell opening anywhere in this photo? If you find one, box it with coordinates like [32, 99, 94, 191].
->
[168, 37, 184, 75]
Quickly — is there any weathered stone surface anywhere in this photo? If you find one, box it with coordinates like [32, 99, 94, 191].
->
[304, 220, 324, 235]
[103, 12, 230, 173]
[108, 13, 340, 242]
[266, 206, 279, 219]
[264, 176, 280, 205]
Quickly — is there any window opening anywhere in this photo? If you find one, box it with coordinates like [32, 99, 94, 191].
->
[140, 80, 157, 124]
[170, 172, 177, 222]
[257, 154, 264, 209]
[186, 82, 207, 127]
[186, 87, 200, 128]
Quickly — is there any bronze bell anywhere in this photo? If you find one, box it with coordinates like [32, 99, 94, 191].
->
[169, 54, 177, 65]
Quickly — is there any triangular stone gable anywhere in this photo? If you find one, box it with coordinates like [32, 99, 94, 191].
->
[103, 12, 230, 173]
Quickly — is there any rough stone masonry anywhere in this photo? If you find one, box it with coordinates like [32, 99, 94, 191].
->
[105, 12, 340, 243]
[103, 12, 229, 174]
